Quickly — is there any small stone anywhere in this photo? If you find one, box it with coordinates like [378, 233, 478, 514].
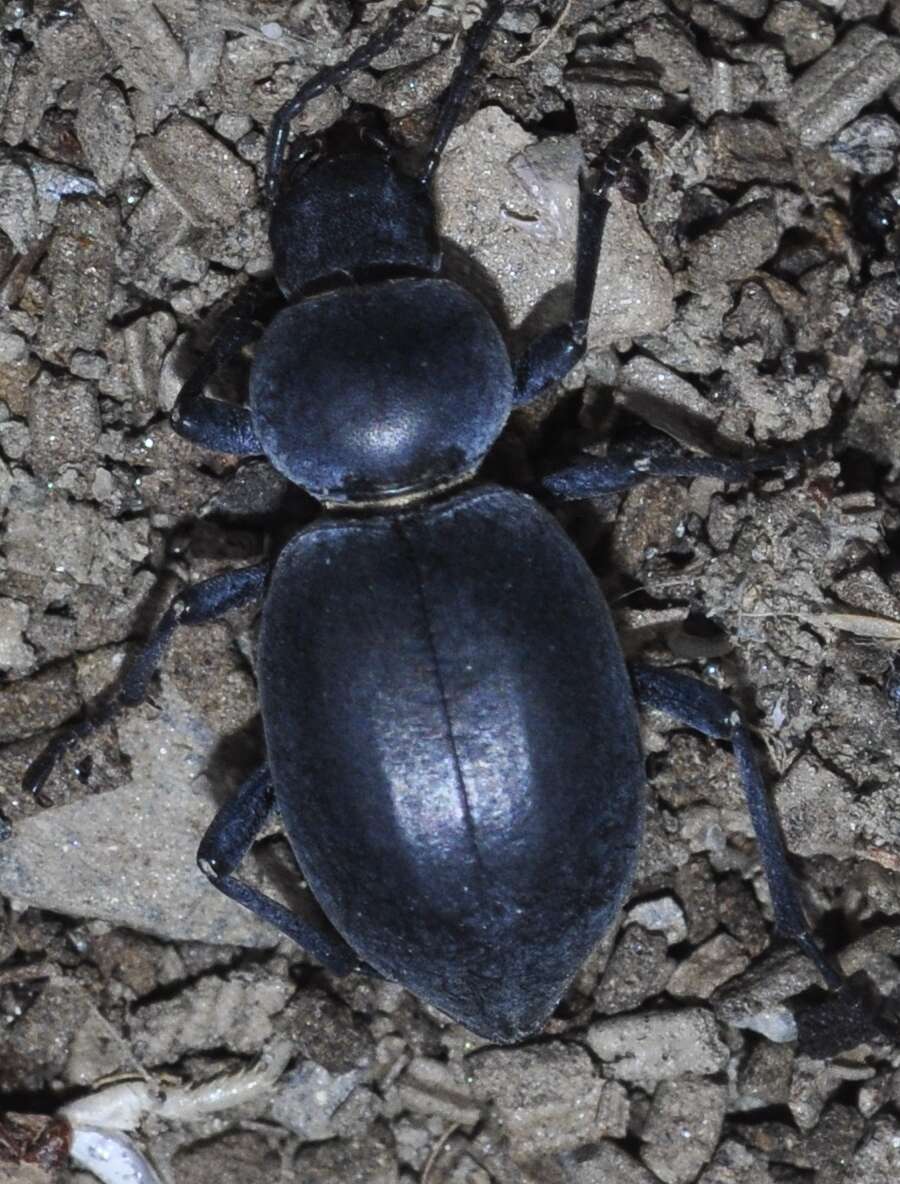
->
[562, 1142, 660, 1184]
[0, 420, 30, 460]
[216, 112, 253, 141]
[75, 81, 135, 189]
[734, 1040, 794, 1111]
[566, 61, 667, 116]
[0, 597, 35, 676]
[686, 200, 780, 289]
[79, 0, 190, 98]
[278, 987, 374, 1075]
[714, 948, 818, 1041]
[0, 660, 78, 744]
[859, 1073, 892, 1118]
[391, 1057, 481, 1126]
[722, 279, 789, 360]
[131, 972, 292, 1065]
[619, 357, 718, 440]
[830, 115, 900, 175]
[675, 858, 720, 944]
[87, 929, 183, 998]
[802, 1103, 867, 1180]
[0, 980, 134, 1092]
[789, 1055, 876, 1131]
[764, 1, 836, 66]
[641, 1079, 727, 1184]
[28, 377, 101, 479]
[667, 933, 751, 998]
[270, 1061, 379, 1141]
[134, 116, 257, 228]
[627, 895, 688, 944]
[435, 106, 673, 342]
[174, 1131, 280, 1184]
[587, 1008, 729, 1084]
[69, 351, 107, 381]
[0, 651, 277, 946]
[467, 1042, 609, 1156]
[595, 925, 674, 1014]
[36, 199, 118, 364]
[833, 1108, 895, 1184]
[5, 490, 149, 591]
[782, 25, 900, 147]
[697, 1138, 774, 1184]
[0, 160, 39, 252]
[775, 755, 884, 861]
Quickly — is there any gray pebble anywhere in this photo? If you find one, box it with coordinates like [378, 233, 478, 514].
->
[587, 1008, 729, 1083]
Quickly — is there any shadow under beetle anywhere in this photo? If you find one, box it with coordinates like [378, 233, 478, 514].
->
[28, 0, 859, 1042]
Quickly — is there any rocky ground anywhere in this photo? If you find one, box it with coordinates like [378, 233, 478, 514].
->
[1, 1, 900, 1181]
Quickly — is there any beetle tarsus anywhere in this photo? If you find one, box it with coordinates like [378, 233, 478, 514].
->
[24, 714, 111, 800]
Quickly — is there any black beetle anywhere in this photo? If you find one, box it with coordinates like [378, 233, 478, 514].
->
[27, 0, 852, 1043]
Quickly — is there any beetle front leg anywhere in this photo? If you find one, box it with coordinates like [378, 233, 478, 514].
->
[24, 564, 269, 796]
[171, 285, 267, 456]
[515, 122, 650, 406]
[631, 664, 843, 990]
[197, 765, 364, 976]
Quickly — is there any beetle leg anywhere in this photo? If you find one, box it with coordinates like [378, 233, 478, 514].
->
[24, 565, 268, 797]
[540, 431, 825, 500]
[543, 450, 756, 499]
[514, 122, 650, 406]
[171, 285, 266, 456]
[631, 664, 843, 990]
[197, 765, 364, 976]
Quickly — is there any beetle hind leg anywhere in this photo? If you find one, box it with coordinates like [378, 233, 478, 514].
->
[631, 663, 842, 989]
[198, 764, 365, 976]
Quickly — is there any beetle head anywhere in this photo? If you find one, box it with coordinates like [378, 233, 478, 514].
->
[269, 122, 439, 298]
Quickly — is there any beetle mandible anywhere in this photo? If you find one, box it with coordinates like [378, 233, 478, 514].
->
[26, 0, 854, 1043]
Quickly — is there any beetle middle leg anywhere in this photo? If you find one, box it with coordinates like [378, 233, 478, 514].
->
[631, 664, 843, 990]
[197, 766, 363, 975]
[539, 431, 824, 500]
[24, 564, 269, 796]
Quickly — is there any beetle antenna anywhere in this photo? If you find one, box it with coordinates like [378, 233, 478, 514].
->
[265, 0, 425, 203]
[419, 0, 507, 187]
